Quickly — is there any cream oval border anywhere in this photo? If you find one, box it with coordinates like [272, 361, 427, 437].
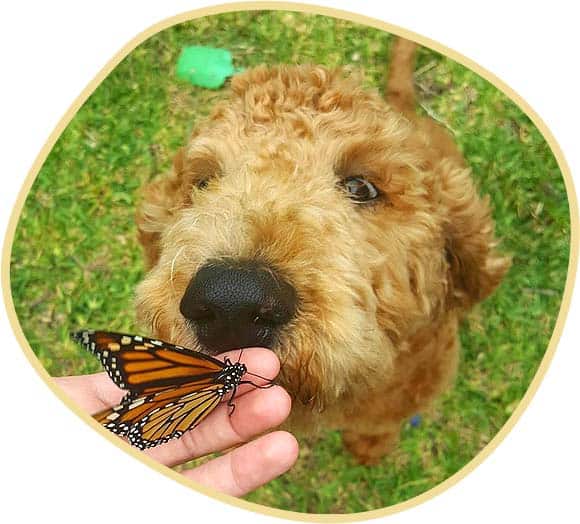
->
[1, 2, 577, 522]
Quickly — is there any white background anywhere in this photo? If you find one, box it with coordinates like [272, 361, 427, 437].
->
[1, 1, 578, 522]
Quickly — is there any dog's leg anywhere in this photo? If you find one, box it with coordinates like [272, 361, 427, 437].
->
[341, 314, 461, 465]
[342, 423, 402, 465]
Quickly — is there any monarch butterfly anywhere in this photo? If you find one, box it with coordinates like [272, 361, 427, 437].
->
[70, 330, 272, 450]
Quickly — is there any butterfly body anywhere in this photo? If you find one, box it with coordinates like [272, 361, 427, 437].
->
[71, 330, 251, 449]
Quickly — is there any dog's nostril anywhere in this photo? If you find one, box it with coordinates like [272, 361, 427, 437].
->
[184, 303, 217, 323]
[180, 260, 297, 353]
[253, 305, 292, 327]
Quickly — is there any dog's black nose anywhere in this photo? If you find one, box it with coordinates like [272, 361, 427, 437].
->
[180, 260, 297, 354]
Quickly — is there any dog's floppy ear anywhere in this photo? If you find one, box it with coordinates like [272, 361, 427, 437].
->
[136, 148, 193, 269]
[440, 164, 511, 310]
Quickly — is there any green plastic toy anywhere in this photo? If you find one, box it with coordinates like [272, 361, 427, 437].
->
[176, 46, 240, 89]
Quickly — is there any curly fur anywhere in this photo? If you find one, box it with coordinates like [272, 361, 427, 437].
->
[134, 38, 510, 464]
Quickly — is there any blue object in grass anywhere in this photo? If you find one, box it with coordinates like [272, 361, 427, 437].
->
[410, 414, 422, 428]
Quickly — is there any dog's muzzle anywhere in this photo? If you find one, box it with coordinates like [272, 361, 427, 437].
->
[179, 259, 297, 354]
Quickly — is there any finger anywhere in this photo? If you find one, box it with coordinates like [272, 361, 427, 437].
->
[213, 348, 280, 397]
[54, 373, 125, 412]
[147, 385, 291, 466]
[183, 431, 299, 497]
[56, 347, 282, 459]
[55, 347, 278, 413]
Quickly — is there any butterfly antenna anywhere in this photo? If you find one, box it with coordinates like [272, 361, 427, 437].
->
[245, 370, 275, 382]
[240, 381, 276, 390]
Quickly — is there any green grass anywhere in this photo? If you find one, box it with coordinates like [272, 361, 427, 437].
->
[9, 10, 570, 514]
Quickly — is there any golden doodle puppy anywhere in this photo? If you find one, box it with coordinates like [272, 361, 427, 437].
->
[134, 38, 510, 464]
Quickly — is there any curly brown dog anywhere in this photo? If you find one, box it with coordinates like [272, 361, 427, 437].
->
[134, 38, 510, 465]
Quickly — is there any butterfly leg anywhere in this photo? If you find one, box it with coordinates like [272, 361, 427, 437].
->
[226, 389, 237, 416]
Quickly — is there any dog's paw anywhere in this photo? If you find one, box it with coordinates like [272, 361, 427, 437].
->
[342, 430, 400, 465]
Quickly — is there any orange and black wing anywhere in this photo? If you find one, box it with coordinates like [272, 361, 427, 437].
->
[71, 330, 248, 449]
[71, 330, 226, 395]
[94, 382, 226, 449]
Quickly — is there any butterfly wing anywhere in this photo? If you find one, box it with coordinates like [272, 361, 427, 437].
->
[71, 330, 249, 449]
[95, 383, 225, 449]
[71, 330, 226, 395]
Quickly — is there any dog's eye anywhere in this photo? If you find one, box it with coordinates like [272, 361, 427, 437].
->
[196, 179, 209, 190]
[341, 177, 380, 203]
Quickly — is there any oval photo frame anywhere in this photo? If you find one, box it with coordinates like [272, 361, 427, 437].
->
[2, 2, 577, 521]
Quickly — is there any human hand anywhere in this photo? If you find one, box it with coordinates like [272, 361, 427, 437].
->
[55, 348, 298, 496]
